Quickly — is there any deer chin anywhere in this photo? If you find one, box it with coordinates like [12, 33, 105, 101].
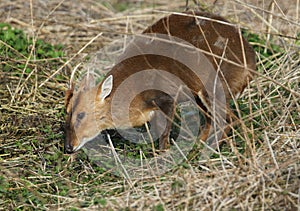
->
[73, 133, 101, 152]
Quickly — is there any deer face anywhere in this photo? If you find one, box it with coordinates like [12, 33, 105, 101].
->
[64, 75, 114, 153]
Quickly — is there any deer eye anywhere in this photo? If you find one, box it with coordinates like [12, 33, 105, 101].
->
[77, 112, 85, 120]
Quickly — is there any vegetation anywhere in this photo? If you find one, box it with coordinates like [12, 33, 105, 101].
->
[0, 0, 299, 210]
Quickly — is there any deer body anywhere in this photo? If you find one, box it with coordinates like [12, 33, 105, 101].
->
[64, 11, 256, 154]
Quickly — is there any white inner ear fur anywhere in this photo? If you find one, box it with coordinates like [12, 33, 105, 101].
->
[99, 75, 113, 101]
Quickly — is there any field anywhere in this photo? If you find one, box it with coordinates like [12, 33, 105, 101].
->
[0, 0, 299, 210]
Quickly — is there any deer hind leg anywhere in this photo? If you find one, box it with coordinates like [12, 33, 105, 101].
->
[201, 106, 233, 150]
[151, 93, 175, 151]
[221, 108, 238, 139]
[195, 91, 212, 143]
[197, 101, 212, 143]
[199, 113, 212, 142]
[196, 90, 233, 144]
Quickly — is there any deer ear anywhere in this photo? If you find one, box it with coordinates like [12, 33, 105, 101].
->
[64, 88, 73, 108]
[99, 75, 113, 101]
[64, 82, 74, 108]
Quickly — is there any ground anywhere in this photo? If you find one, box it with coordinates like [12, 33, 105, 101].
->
[0, 0, 299, 210]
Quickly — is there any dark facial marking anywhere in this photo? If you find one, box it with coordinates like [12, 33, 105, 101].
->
[72, 92, 81, 114]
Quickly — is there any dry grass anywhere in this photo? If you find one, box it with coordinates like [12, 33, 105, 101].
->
[0, 0, 299, 210]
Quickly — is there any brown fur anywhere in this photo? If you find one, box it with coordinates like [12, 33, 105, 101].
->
[64, 11, 256, 153]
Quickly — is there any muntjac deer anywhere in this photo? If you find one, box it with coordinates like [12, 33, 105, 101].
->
[64, 11, 256, 154]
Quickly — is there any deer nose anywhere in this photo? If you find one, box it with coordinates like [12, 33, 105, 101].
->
[64, 143, 74, 154]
